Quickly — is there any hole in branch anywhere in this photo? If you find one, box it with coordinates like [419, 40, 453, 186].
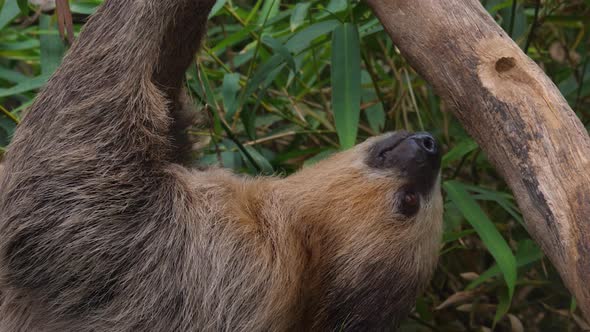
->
[495, 57, 516, 73]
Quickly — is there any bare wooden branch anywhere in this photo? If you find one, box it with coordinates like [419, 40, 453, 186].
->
[366, 0, 590, 319]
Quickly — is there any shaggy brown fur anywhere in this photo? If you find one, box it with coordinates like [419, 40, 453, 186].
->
[0, 0, 443, 331]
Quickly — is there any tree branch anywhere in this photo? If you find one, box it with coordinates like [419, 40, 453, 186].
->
[366, 0, 590, 320]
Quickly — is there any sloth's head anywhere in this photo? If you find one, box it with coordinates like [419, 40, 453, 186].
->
[283, 131, 443, 329]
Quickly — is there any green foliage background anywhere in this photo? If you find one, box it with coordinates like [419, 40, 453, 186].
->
[0, 0, 589, 330]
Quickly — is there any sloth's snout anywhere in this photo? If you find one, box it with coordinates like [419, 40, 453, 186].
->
[367, 131, 441, 169]
[412, 132, 438, 156]
[367, 131, 442, 194]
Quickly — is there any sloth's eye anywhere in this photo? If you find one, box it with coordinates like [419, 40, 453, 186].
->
[399, 190, 420, 217]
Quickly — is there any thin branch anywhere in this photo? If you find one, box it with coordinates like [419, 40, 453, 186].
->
[524, 0, 541, 54]
[508, 0, 518, 37]
[0, 105, 20, 124]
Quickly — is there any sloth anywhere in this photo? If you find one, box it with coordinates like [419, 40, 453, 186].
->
[0, 0, 443, 331]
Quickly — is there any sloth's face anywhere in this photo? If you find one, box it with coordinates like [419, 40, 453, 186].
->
[287, 130, 442, 228]
[362, 131, 442, 221]
[283, 131, 443, 329]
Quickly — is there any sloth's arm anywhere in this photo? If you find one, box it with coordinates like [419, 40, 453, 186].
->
[63, 0, 209, 161]
[8, 0, 214, 168]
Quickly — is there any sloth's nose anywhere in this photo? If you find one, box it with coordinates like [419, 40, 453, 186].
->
[411, 132, 439, 156]
[366, 131, 442, 195]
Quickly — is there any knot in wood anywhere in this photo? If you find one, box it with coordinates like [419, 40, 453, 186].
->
[495, 57, 516, 73]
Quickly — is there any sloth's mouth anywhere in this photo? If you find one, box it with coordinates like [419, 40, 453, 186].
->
[366, 131, 441, 195]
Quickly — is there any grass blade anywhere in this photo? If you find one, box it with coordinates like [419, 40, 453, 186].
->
[467, 239, 542, 290]
[16, 0, 29, 16]
[0, 75, 50, 98]
[444, 180, 517, 301]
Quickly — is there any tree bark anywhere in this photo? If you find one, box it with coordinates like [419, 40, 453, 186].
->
[366, 0, 590, 320]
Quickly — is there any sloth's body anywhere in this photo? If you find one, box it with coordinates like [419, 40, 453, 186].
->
[0, 0, 443, 331]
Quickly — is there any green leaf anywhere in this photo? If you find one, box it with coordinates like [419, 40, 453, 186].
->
[331, 23, 361, 149]
[442, 139, 478, 166]
[365, 101, 385, 134]
[70, 3, 101, 15]
[17, 0, 29, 16]
[486, 0, 512, 14]
[327, 0, 348, 13]
[258, 0, 280, 26]
[222, 73, 241, 119]
[461, 184, 524, 226]
[359, 18, 384, 37]
[285, 20, 340, 53]
[496, 2, 527, 43]
[193, 65, 218, 111]
[39, 14, 66, 75]
[511, 4, 527, 41]
[262, 35, 297, 73]
[493, 288, 511, 326]
[444, 181, 517, 301]
[0, 115, 16, 146]
[0, 39, 39, 51]
[0, 0, 20, 29]
[290, 2, 310, 32]
[467, 239, 542, 290]
[570, 298, 577, 313]
[209, 0, 228, 18]
[361, 71, 384, 133]
[0, 67, 28, 83]
[242, 54, 285, 104]
[211, 27, 252, 54]
[243, 146, 274, 175]
[201, 139, 245, 170]
[0, 75, 50, 98]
